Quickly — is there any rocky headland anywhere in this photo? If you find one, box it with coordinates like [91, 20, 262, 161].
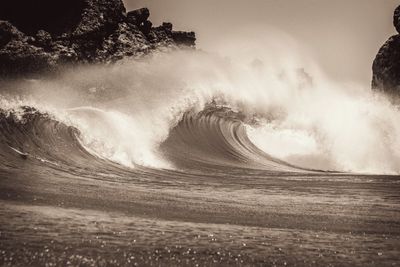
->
[372, 5, 400, 96]
[0, 0, 195, 77]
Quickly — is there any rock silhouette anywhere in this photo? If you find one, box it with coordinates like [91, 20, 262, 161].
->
[0, 0, 196, 77]
[372, 5, 400, 96]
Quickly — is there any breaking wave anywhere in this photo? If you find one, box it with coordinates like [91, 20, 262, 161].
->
[1, 31, 400, 175]
[0, 104, 304, 176]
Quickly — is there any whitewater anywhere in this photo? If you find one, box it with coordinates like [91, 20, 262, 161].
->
[1, 31, 400, 266]
[1, 46, 400, 174]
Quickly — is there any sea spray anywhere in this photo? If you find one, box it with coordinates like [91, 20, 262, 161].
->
[0, 30, 399, 173]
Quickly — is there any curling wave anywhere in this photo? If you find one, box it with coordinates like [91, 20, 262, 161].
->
[161, 104, 305, 172]
[1, 43, 400, 174]
[0, 105, 307, 177]
[0, 107, 122, 174]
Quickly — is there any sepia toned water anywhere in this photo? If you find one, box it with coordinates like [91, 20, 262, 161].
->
[1, 45, 400, 266]
[0, 107, 399, 266]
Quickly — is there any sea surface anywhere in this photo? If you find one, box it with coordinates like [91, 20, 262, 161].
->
[0, 105, 399, 266]
[1, 50, 400, 266]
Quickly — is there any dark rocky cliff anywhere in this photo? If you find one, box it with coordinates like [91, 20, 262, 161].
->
[372, 5, 400, 96]
[0, 0, 195, 77]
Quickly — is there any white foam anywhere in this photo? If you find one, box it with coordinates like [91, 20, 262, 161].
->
[1, 27, 399, 174]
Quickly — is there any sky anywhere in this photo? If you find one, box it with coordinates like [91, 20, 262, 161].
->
[124, 0, 398, 87]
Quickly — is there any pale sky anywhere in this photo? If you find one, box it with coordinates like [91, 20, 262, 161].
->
[124, 0, 398, 87]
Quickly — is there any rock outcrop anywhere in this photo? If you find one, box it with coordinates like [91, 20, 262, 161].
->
[394, 5, 400, 34]
[372, 5, 400, 96]
[0, 0, 196, 77]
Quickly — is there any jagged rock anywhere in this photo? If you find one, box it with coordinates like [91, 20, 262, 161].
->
[0, 40, 55, 76]
[0, 21, 25, 47]
[35, 30, 52, 48]
[0, 21, 55, 76]
[0, 1, 195, 77]
[126, 8, 153, 35]
[72, 0, 126, 38]
[372, 5, 400, 96]
[147, 22, 195, 48]
[172, 31, 196, 47]
[96, 22, 150, 61]
[140, 21, 153, 35]
[51, 42, 79, 62]
[394, 5, 400, 33]
[126, 8, 150, 26]
[372, 35, 400, 94]
[162, 22, 173, 32]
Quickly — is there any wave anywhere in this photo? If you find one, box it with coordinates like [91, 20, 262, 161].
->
[0, 105, 308, 176]
[1, 44, 400, 174]
[160, 104, 305, 172]
[0, 106, 117, 173]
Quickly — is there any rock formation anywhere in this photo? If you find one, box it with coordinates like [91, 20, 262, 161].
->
[394, 5, 400, 34]
[0, 0, 196, 77]
[372, 5, 400, 96]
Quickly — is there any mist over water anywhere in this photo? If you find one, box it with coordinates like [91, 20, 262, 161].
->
[1, 29, 400, 174]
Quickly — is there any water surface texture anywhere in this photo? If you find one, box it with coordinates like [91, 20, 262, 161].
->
[1, 50, 400, 266]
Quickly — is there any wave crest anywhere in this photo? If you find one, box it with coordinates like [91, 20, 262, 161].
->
[0, 105, 307, 174]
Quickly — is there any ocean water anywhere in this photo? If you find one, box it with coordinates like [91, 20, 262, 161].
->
[0, 46, 400, 266]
